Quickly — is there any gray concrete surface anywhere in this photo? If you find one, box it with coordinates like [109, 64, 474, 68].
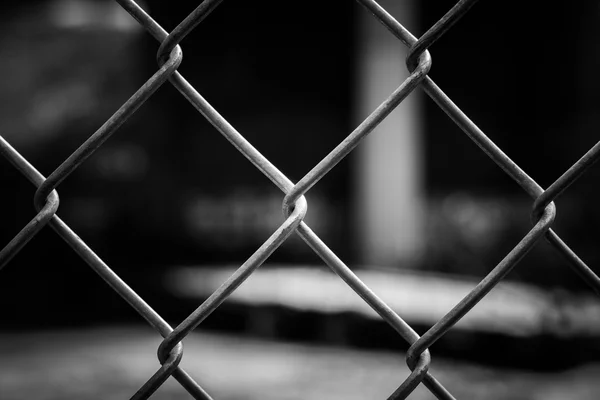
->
[0, 327, 599, 399]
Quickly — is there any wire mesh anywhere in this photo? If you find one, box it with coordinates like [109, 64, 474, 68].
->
[1, 0, 600, 399]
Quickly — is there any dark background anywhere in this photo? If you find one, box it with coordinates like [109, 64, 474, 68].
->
[0, 0, 599, 371]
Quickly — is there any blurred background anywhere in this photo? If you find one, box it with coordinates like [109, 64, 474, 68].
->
[1, 0, 600, 398]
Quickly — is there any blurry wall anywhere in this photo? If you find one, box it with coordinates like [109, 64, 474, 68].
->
[133, 0, 355, 264]
[0, 0, 151, 325]
[419, 0, 600, 290]
[0, 0, 356, 324]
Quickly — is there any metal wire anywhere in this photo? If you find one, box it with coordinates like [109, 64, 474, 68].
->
[1, 0, 599, 399]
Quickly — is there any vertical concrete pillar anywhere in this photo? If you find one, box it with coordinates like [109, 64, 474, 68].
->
[354, 0, 424, 267]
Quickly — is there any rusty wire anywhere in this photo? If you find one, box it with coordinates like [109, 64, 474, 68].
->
[1, 0, 600, 399]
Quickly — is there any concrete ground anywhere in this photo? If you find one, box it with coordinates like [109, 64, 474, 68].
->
[0, 326, 599, 400]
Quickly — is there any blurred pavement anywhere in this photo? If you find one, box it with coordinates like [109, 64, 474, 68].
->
[1, 326, 599, 399]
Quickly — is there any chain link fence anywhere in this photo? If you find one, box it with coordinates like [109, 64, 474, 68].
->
[1, 0, 600, 399]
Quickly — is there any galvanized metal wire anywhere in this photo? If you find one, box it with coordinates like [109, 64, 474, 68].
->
[1, 0, 599, 399]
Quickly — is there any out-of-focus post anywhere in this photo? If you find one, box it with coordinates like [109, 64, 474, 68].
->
[354, 0, 424, 268]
